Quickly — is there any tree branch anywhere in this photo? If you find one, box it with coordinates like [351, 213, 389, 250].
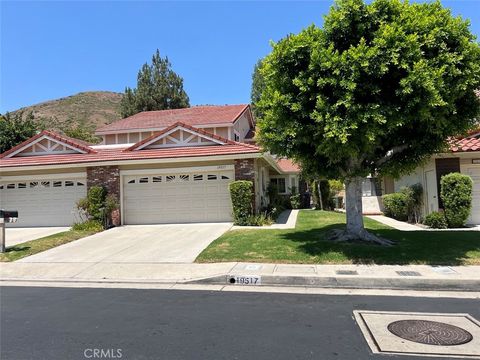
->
[375, 144, 410, 167]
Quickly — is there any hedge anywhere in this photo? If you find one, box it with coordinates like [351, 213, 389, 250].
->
[229, 180, 254, 225]
[423, 211, 448, 229]
[382, 192, 409, 221]
[440, 172, 473, 228]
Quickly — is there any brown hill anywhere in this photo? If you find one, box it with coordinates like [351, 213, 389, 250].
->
[10, 91, 123, 130]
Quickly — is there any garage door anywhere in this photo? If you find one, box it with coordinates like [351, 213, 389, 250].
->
[0, 178, 87, 227]
[464, 166, 480, 224]
[124, 170, 234, 224]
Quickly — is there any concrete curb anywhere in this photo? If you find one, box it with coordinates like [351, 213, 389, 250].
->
[190, 274, 480, 292]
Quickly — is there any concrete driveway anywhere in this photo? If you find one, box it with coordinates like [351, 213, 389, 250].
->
[5, 227, 70, 247]
[18, 223, 232, 264]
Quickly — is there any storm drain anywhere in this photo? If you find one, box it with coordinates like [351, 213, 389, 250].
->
[388, 320, 473, 346]
[336, 270, 358, 275]
[396, 271, 422, 277]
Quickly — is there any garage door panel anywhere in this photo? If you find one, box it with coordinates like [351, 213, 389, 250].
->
[124, 170, 233, 224]
[464, 167, 480, 224]
[0, 178, 86, 227]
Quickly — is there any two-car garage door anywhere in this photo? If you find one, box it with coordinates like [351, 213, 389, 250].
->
[0, 178, 87, 227]
[123, 169, 234, 224]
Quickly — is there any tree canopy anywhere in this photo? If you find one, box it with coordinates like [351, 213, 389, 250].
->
[120, 50, 190, 118]
[0, 111, 38, 153]
[257, 0, 480, 244]
[251, 59, 266, 118]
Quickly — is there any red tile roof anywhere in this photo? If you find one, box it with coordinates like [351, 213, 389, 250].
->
[0, 130, 96, 159]
[96, 105, 250, 134]
[276, 158, 300, 173]
[0, 144, 260, 168]
[450, 136, 480, 152]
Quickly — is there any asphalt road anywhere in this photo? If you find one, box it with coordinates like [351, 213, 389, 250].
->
[1, 286, 479, 360]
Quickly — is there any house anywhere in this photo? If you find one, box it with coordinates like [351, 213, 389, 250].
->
[362, 131, 480, 224]
[0, 105, 301, 227]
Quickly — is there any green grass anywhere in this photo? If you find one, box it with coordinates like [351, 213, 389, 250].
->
[196, 210, 480, 265]
[0, 229, 100, 262]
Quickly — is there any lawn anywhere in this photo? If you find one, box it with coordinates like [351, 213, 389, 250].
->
[196, 210, 480, 265]
[0, 229, 100, 262]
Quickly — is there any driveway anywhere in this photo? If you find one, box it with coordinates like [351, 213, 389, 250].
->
[18, 223, 232, 264]
[5, 227, 70, 247]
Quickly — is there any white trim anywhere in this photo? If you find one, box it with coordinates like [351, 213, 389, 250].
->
[136, 126, 225, 150]
[5, 135, 88, 158]
[95, 123, 234, 136]
[1, 153, 262, 172]
[120, 165, 234, 176]
[120, 174, 125, 226]
[0, 172, 86, 182]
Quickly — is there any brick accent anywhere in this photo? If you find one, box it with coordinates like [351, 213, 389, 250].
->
[234, 159, 256, 211]
[86, 166, 121, 226]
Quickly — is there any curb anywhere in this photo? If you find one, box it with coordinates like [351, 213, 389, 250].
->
[189, 275, 480, 292]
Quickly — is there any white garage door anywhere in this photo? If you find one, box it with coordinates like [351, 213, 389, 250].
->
[0, 178, 87, 227]
[124, 170, 234, 224]
[464, 166, 480, 224]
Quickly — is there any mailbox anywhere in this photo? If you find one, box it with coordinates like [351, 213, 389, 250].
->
[0, 209, 18, 223]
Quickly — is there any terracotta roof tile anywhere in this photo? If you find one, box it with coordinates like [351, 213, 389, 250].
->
[450, 136, 480, 152]
[276, 158, 300, 173]
[96, 104, 250, 134]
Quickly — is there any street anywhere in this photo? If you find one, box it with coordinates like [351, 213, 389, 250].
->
[1, 286, 479, 360]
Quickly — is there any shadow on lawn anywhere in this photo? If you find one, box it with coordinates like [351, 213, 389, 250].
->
[279, 223, 480, 265]
[5, 246, 31, 253]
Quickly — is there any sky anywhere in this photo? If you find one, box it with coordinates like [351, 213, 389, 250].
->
[1, 0, 480, 113]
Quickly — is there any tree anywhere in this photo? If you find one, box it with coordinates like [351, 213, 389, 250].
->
[120, 49, 190, 117]
[0, 111, 38, 153]
[62, 119, 101, 144]
[251, 59, 266, 118]
[257, 0, 480, 245]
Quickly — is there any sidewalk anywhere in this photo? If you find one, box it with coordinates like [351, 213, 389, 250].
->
[1, 260, 479, 292]
[367, 215, 480, 231]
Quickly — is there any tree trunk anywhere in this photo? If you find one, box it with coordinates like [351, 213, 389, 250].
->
[317, 181, 324, 210]
[328, 176, 393, 246]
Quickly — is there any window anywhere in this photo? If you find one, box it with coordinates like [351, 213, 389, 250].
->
[41, 181, 50, 188]
[193, 174, 203, 181]
[166, 175, 175, 182]
[139, 177, 149, 184]
[53, 181, 62, 187]
[207, 174, 217, 180]
[221, 175, 230, 180]
[179, 174, 190, 181]
[127, 179, 135, 184]
[77, 182, 85, 186]
[270, 178, 286, 194]
[30, 182, 39, 188]
[234, 133, 240, 142]
[0, 185, 3, 189]
[65, 181, 74, 187]
[18, 183, 27, 189]
[152, 176, 162, 183]
[7, 183, 15, 189]
[362, 178, 382, 196]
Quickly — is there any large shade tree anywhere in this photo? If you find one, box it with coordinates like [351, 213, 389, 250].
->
[0, 111, 37, 153]
[121, 49, 190, 117]
[257, 0, 480, 245]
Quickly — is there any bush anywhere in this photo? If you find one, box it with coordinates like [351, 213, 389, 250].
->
[72, 220, 104, 232]
[440, 173, 473, 228]
[87, 186, 107, 222]
[245, 213, 274, 226]
[423, 211, 448, 229]
[229, 180, 254, 225]
[289, 186, 301, 209]
[400, 183, 423, 223]
[382, 192, 408, 221]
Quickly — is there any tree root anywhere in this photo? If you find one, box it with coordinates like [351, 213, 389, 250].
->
[327, 229, 394, 246]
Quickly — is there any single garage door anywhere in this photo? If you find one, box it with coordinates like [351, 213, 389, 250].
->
[124, 170, 234, 224]
[0, 178, 87, 227]
[464, 166, 480, 224]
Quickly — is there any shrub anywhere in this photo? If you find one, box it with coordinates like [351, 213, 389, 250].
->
[72, 220, 104, 232]
[245, 213, 274, 226]
[87, 186, 107, 222]
[423, 211, 448, 229]
[229, 180, 254, 225]
[382, 192, 408, 221]
[289, 186, 301, 209]
[400, 183, 423, 223]
[440, 173, 473, 228]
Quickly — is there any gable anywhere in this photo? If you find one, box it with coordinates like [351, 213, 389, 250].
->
[3, 134, 89, 158]
[131, 125, 227, 151]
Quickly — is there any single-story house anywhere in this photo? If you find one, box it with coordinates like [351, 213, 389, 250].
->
[362, 131, 480, 224]
[0, 105, 301, 227]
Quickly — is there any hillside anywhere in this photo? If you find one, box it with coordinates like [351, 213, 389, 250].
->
[10, 91, 123, 130]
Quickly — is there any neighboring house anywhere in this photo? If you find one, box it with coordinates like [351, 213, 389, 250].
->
[362, 131, 480, 225]
[0, 105, 300, 227]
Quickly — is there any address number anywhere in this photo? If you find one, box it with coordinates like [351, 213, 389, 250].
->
[228, 275, 261, 285]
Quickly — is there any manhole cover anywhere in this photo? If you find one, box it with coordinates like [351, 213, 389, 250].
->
[387, 319, 473, 346]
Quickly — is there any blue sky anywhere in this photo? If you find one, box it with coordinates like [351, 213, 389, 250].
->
[1, 1, 479, 113]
